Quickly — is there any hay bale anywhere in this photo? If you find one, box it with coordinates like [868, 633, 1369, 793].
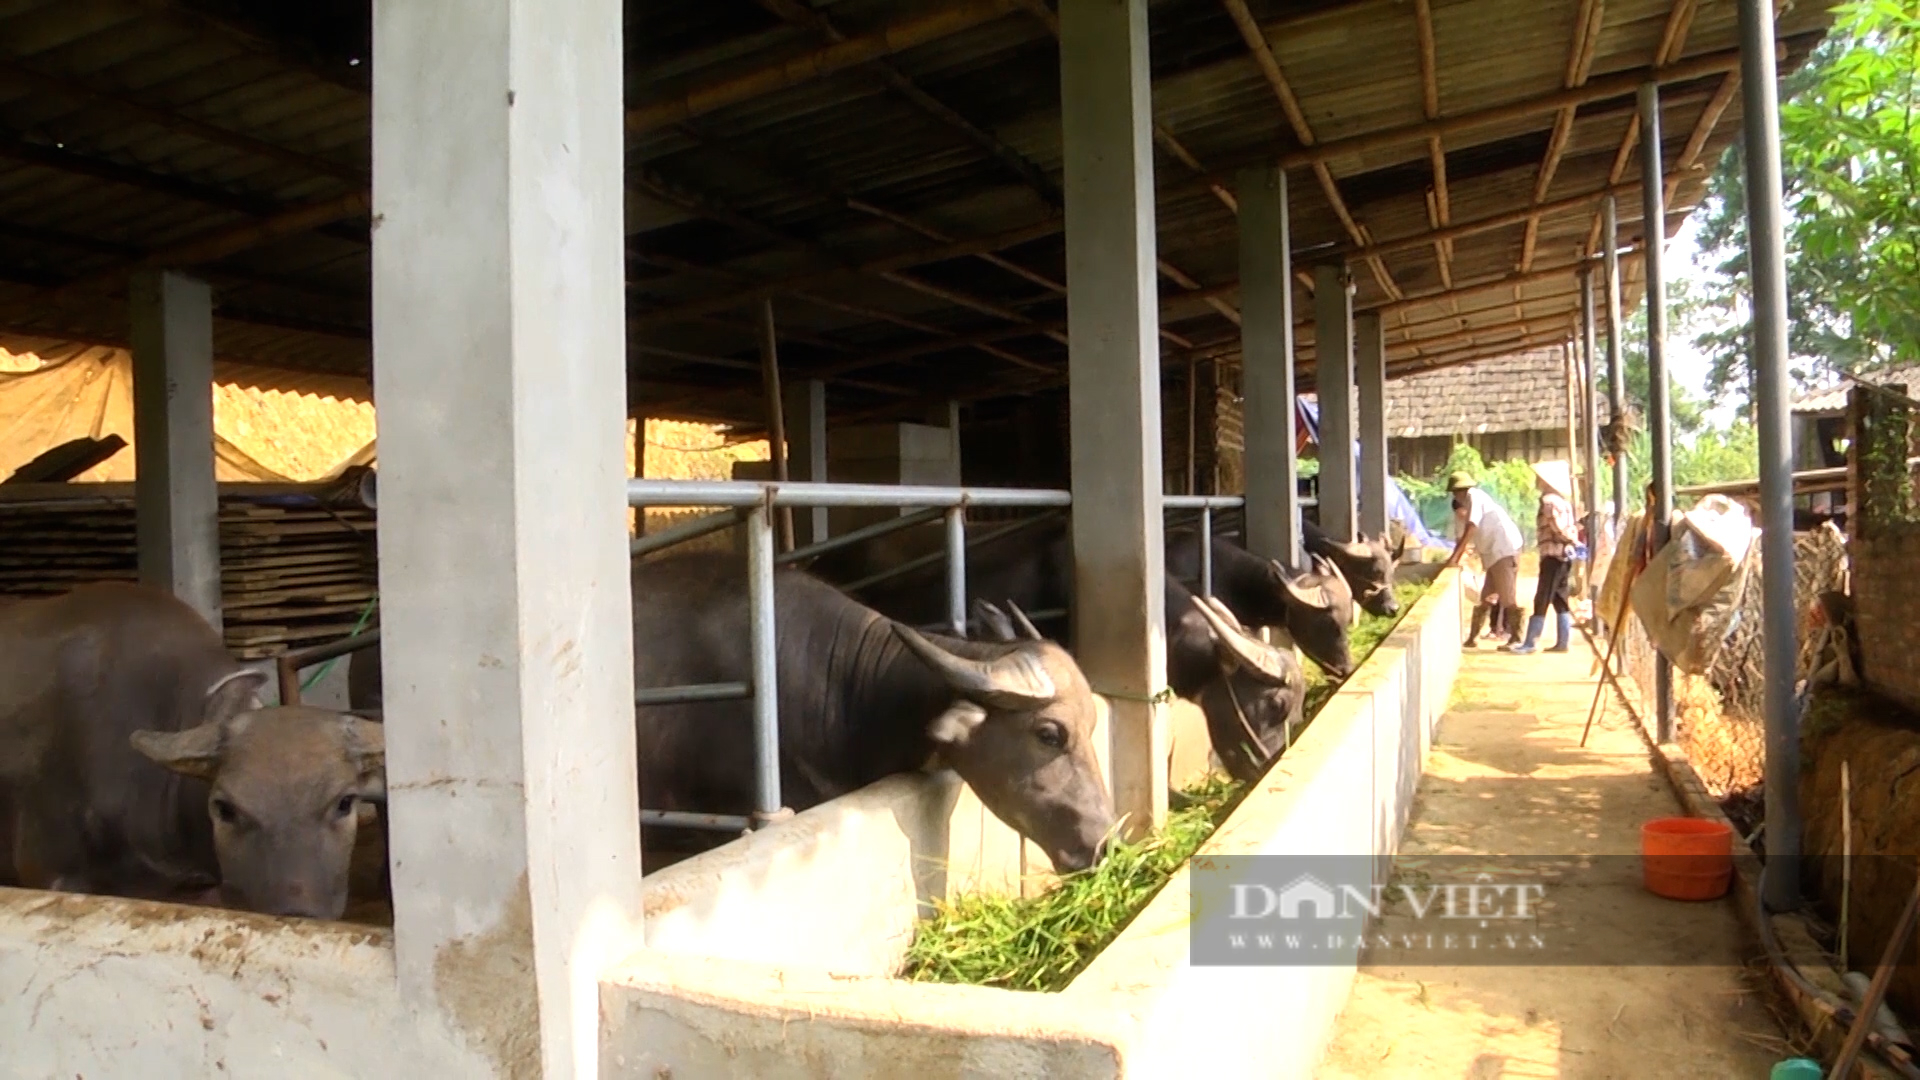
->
[1802, 689, 1920, 1023]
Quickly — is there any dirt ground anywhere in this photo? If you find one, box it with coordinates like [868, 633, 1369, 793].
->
[1316, 639, 1794, 1078]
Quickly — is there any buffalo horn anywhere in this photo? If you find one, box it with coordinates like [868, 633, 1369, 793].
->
[1273, 559, 1332, 611]
[1190, 595, 1296, 687]
[1005, 600, 1045, 642]
[970, 599, 1017, 642]
[890, 623, 1057, 710]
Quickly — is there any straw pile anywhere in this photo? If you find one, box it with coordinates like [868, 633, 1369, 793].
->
[1646, 522, 1852, 799]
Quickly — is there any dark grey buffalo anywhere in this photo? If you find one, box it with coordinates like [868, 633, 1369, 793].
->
[1302, 517, 1407, 618]
[810, 518, 1309, 782]
[351, 551, 1118, 874]
[1162, 526, 1358, 678]
[633, 552, 1115, 872]
[0, 583, 385, 919]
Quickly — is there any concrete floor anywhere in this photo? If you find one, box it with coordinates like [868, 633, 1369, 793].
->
[1317, 639, 1794, 1078]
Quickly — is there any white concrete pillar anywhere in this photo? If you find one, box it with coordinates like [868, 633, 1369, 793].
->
[1356, 311, 1389, 540]
[130, 269, 222, 631]
[1313, 263, 1358, 541]
[1237, 165, 1302, 571]
[370, 0, 641, 1074]
[1060, 0, 1168, 838]
[785, 379, 829, 543]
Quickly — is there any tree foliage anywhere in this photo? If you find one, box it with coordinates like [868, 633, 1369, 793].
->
[1689, 0, 1920, 406]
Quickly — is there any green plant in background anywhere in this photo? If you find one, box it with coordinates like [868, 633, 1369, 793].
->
[1397, 443, 1541, 544]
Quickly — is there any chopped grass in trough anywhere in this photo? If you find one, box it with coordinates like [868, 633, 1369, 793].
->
[902, 577, 1439, 992]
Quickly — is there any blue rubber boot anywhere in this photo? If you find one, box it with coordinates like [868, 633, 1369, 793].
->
[1506, 615, 1546, 654]
[1547, 611, 1573, 652]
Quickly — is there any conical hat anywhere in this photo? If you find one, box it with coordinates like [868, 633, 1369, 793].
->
[1531, 459, 1572, 500]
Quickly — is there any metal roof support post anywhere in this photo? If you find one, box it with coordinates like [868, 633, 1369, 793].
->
[1639, 82, 1675, 744]
[1314, 262, 1359, 542]
[1580, 266, 1602, 606]
[1356, 311, 1389, 540]
[369, 0, 642, 1072]
[129, 269, 222, 634]
[1738, 0, 1802, 913]
[1060, 0, 1169, 839]
[1603, 195, 1629, 531]
[1238, 164, 1303, 572]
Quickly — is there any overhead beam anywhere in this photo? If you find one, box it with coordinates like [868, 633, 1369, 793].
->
[1222, 0, 1403, 301]
[624, 0, 1028, 135]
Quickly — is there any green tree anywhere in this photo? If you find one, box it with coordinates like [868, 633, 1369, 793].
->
[1687, 0, 1920, 407]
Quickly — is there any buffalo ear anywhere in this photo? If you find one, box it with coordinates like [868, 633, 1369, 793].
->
[131, 722, 227, 781]
[341, 716, 387, 801]
[927, 700, 988, 747]
[204, 668, 268, 724]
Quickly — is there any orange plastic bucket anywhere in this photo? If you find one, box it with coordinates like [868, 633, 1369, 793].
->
[1641, 817, 1733, 901]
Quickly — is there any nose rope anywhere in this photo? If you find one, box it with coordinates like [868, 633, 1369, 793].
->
[1220, 676, 1273, 761]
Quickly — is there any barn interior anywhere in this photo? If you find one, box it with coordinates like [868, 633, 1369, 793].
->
[0, 0, 1836, 1074]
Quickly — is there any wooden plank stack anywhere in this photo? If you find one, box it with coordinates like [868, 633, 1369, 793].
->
[0, 488, 378, 660]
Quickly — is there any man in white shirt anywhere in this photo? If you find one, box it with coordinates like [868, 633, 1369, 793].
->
[1441, 471, 1525, 648]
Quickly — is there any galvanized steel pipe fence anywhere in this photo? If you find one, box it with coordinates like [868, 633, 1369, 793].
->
[624, 479, 1247, 838]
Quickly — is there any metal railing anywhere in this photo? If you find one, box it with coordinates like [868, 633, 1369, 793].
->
[625, 479, 1073, 837]
[276, 627, 382, 715]
[261, 481, 1263, 846]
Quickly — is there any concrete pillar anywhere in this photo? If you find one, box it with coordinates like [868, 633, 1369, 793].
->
[1639, 82, 1675, 743]
[1060, 0, 1168, 838]
[785, 379, 829, 543]
[1356, 311, 1388, 540]
[370, 0, 641, 1073]
[1238, 164, 1302, 571]
[1313, 262, 1358, 541]
[130, 269, 222, 631]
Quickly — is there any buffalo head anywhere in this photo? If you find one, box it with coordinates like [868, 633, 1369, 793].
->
[131, 681, 385, 921]
[1317, 531, 1405, 618]
[1268, 554, 1357, 678]
[890, 615, 1115, 874]
[1184, 594, 1306, 783]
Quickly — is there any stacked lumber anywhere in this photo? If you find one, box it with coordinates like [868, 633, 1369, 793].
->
[0, 488, 378, 660]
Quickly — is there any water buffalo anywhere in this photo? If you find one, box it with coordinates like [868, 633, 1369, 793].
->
[633, 551, 1115, 872]
[351, 551, 1118, 874]
[1302, 517, 1407, 618]
[1162, 526, 1359, 678]
[0, 583, 385, 920]
[809, 517, 1309, 781]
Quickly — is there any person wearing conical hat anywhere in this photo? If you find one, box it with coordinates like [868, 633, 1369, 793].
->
[1507, 459, 1578, 654]
[1442, 470, 1525, 649]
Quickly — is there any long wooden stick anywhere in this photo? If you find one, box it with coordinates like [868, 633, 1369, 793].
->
[1842, 759, 1854, 968]
[758, 299, 797, 553]
[1831, 863, 1920, 1079]
[1581, 488, 1656, 748]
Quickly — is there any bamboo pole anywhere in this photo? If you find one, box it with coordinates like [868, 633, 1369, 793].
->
[625, 0, 1026, 135]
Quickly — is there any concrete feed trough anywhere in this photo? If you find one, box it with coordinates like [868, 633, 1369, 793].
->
[599, 569, 1464, 1078]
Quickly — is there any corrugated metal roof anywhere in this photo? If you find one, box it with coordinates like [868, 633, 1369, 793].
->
[0, 0, 1839, 429]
